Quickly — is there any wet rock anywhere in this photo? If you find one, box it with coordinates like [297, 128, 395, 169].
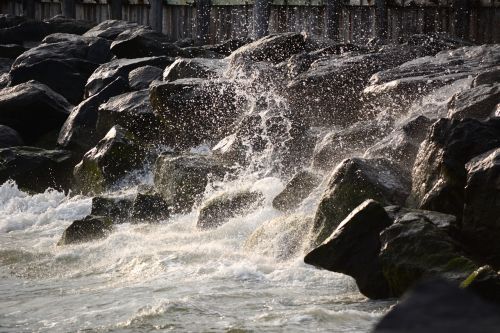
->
[462, 148, 500, 267]
[150, 78, 239, 149]
[0, 21, 49, 44]
[0, 146, 72, 192]
[82, 20, 142, 40]
[311, 157, 410, 245]
[73, 125, 146, 194]
[373, 278, 500, 333]
[57, 215, 113, 245]
[131, 188, 170, 222]
[0, 81, 71, 144]
[472, 67, 500, 86]
[44, 15, 95, 36]
[180, 46, 223, 59]
[203, 38, 248, 57]
[154, 154, 228, 213]
[305, 200, 393, 299]
[9, 36, 111, 104]
[85, 56, 172, 97]
[408, 117, 500, 221]
[447, 83, 500, 120]
[0, 44, 27, 59]
[0, 14, 26, 29]
[91, 193, 134, 221]
[197, 190, 264, 229]
[0, 125, 23, 148]
[163, 57, 225, 82]
[96, 89, 160, 142]
[110, 27, 182, 58]
[58, 77, 129, 154]
[128, 65, 162, 90]
[272, 170, 320, 212]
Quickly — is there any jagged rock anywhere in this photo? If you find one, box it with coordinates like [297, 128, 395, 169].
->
[57, 215, 113, 245]
[364, 115, 432, 171]
[408, 117, 500, 220]
[0, 125, 23, 148]
[447, 83, 500, 120]
[197, 190, 264, 229]
[462, 148, 500, 267]
[96, 89, 160, 141]
[312, 120, 393, 171]
[203, 38, 248, 56]
[58, 77, 129, 154]
[0, 44, 26, 59]
[163, 58, 225, 81]
[311, 157, 410, 245]
[85, 56, 172, 97]
[305, 200, 393, 299]
[73, 126, 146, 194]
[128, 65, 162, 90]
[82, 20, 141, 40]
[272, 170, 320, 212]
[150, 78, 239, 149]
[131, 188, 169, 222]
[373, 278, 500, 333]
[91, 193, 134, 221]
[472, 66, 500, 86]
[0, 81, 71, 144]
[154, 154, 228, 213]
[9, 36, 111, 104]
[111, 27, 182, 58]
[0, 146, 72, 192]
[44, 16, 95, 35]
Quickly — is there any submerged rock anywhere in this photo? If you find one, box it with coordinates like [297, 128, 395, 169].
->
[0, 146, 72, 192]
[73, 126, 146, 194]
[128, 65, 163, 90]
[57, 215, 113, 245]
[197, 190, 264, 229]
[272, 170, 321, 212]
[163, 57, 225, 82]
[0, 125, 23, 148]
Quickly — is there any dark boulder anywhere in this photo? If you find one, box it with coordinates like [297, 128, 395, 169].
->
[82, 20, 141, 40]
[154, 154, 228, 213]
[0, 81, 71, 144]
[0, 44, 27, 59]
[0, 125, 23, 148]
[272, 170, 321, 212]
[73, 125, 146, 194]
[57, 215, 113, 245]
[0, 146, 72, 192]
[305, 200, 393, 299]
[91, 193, 134, 221]
[131, 188, 170, 222]
[163, 57, 225, 82]
[311, 157, 410, 245]
[110, 27, 182, 58]
[447, 83, 500, 120]
[0, 21, 50, 44]
[0, 14, 26, 29]
[128, 65, 162, 90]
[408, 117, 500, 221]
[197, 190, 264, 229]
[203, 38, 249, 56]
[58, 77, 129, 154]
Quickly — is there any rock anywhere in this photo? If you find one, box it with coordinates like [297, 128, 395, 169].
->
[128, 65, 162, 90]
[447, 83, 500, 120]
[462, 148, 500, 267]
[0, 14, 26, 29]
[305, 200, 393, 299]
[111, 27, 182, 58]
[154, 154, 228, 213]
[0, 21, 50, 43]
[197, 190, 264, 229]
[58, 77, 129, 154]
[0, 146, 72, 192]
[44, 16, 95, 36]
[82, 20, 141, 40]
[408, 117, 500, 221]
[0, 125, 23, 148]
[372, 278, 500, 333]
[96, 89, 160, 142]
[91, 193, 134, 221]
[131, 188, 169, 222]
[0, 81, 71, 144]
[272, 170, 321, 212]
[9, 36, 111, 104]
[0, 44, 27, 59]
[150, 78, 239, 149]
[180, 46, 223, 59]
[163, 57, 225, 81]
[472, 67, 500, 86]
[203, 38, 248, 56]
[312, 120, 393, 171]
[73, 125, 146, 194]
[57, 215, 113, 245]
[85, 56, 173, 97]
[311, 157, 410, 245]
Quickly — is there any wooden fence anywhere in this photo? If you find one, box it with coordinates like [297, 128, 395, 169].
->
[1, 0, 499, 44]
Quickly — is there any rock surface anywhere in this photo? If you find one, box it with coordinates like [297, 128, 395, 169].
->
[447, 83, 500, 120]
[0, 125, 23, 148]
[57, 215, 113, 245]
[110, 27, 181, 58]
[272, 170, 320, 212]
[163, 57, 225, 82]
[128, 65, 163, 90]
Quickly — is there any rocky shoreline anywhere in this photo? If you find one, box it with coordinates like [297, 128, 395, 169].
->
[1, 14, 499, 330]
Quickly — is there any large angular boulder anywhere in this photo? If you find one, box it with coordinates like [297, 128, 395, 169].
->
[408, 117, 500, 221]
[82, 20, 141, 40]
[0, 81, 72, 144]
[462, 148, 500, 266]
[128, 65, 163, 90]
[57, 77, 129, 154]
[447, 83, 500, 120]
[0, 146, 72, 192]
[91, 192, 135, 221]
[163, 57, 225, 82]
[131, 188, 170, 222]
[110, 27, 182, 58]
[73, 125, 146, 194]
[154, 154, 228, 213]
[305, 200, 393, 299]
[150, 78, 239, 149]
[57, 215, 113, 245]
[311, 157, 410, 245]
[197, 190, 264, 229]
[272, 170, 321, 212]
[0, 125, 23, 148]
